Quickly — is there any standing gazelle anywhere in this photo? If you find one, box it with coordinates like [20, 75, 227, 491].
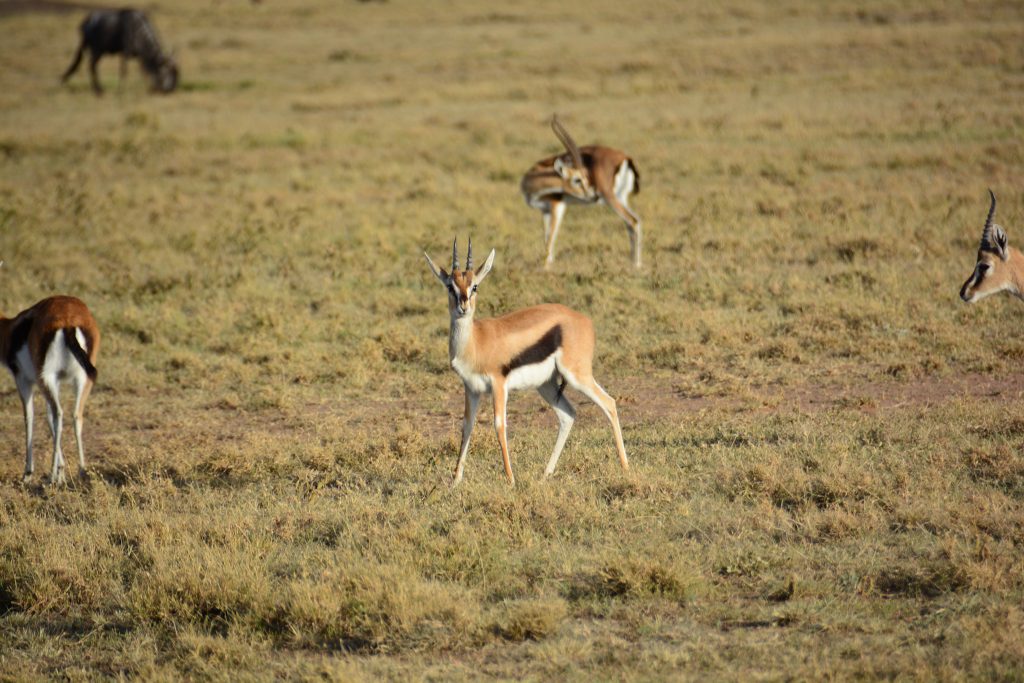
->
[1, 277, 100, 484]
[521, 115, 642, 268]
[960, 191, 1024, 304]
[424, 239, 629, 486]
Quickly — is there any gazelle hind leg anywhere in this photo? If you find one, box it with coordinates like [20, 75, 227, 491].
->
[537, 378, 576, 476]
[16, 375, 35, 481]
[39, 378, 66, 485]
[72, 376, 93, 473]
[620, 201, 641, 269]
[562, 371, 628, 471]
[605, 190, 641, 268]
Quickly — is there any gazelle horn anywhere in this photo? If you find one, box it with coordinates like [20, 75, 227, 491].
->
[551, 115, 584, 170]
[451, 237, 459, 272]
[467, 237, 474, 271]
[981, 189, 997, 249]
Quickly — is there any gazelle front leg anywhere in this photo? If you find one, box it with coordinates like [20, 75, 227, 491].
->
[72, 376, 94, 474]
[491, 379, 515, 485]
[452, 388, 480, 487]
[543, 200, 567, 269]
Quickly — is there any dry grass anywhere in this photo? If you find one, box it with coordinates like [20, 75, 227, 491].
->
[1, 0, 1023, 679]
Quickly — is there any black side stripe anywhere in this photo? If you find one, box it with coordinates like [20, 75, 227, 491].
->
[5, 316, 31, 375]
[64, 328, 98, 380]
[501, 325, 563, 377]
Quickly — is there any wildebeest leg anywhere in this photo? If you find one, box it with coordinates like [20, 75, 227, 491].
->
[61, 40, 85, 83]
[88, 52, 104, 95]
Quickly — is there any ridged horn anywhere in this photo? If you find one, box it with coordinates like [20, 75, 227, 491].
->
[451, 237, 459, 272]
[981, 189, 997, 249]
[467, 237, 474, 271]
[551, 115, 584, 170]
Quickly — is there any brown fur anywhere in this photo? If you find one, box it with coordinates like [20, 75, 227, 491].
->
[1, 296, 100, 371]
[463, 303, 596, 379]
[521, 142, 642, 268]
[521, 145, 634, 202]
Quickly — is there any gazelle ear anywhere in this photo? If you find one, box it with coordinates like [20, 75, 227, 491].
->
[423, 251, 449, 284]
[994, 226, 1009, 261]
[472, 249, 496, 285]
[553, 156, 570, 178]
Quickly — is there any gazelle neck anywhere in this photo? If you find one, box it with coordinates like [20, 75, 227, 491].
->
[449, 312, 476, 362]
[1007, 248, 1024, 300]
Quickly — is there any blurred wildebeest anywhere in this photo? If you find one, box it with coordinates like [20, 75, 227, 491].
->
[62, 9, 178, 95]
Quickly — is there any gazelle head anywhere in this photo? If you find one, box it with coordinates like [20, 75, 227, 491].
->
[424, 238, 496, 319]
[960, 190, 1018, 303]
[550, 115, 593, 200]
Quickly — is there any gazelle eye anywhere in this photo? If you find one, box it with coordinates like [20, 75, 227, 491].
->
[978, 263, 990, 275]
[471, 285, 478, 294]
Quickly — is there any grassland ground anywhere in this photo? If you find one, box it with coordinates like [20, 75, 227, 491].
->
[1, 0, 1024, 679]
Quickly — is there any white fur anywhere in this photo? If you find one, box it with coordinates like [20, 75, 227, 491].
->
[452, 357, 491, 395]
[505, 352, 559, 392]
[612, 160, 635, 199]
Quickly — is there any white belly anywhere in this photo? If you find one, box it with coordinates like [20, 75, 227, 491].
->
[506, 353, 559, 392]
[451, 353, 560, 395]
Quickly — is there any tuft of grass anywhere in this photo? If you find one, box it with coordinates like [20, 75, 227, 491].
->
[495, 597, 567, 642]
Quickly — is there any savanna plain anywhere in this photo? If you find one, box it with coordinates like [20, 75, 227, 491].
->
[1, 0, 1023, 680]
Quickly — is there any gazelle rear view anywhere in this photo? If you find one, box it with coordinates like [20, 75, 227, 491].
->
[424, 239, 629, 486]
[1, 279, 100, 484]
[960, 191, 1024, 304]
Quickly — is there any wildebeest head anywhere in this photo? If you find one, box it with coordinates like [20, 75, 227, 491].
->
[153, 55, 179, 93]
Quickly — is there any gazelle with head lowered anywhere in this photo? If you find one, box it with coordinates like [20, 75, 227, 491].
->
[521, 115, 642, 268]
[960, 191, 1024, 304]
[1, 268, 100, 484]
[424, 239, 629, 486]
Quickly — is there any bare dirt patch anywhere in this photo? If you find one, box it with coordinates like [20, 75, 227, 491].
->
[319, 370, 1024, 441]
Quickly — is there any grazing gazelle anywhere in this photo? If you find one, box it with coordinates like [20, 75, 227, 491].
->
[424, 239, 629, 486]
[521, 115, 642, 268]
[960, 191, 1024, 304]
[0, 275, 100, 484]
